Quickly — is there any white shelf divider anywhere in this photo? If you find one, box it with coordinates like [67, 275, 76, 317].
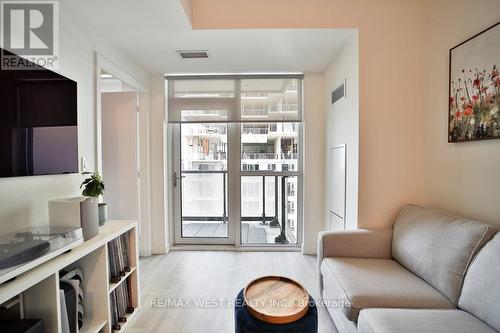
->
[79, 318, 108, 333]
[108, 266, 137, 294]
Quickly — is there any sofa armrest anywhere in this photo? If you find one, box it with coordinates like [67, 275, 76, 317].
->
[317, 228, 393, 293]
[318, 229, 393, 260]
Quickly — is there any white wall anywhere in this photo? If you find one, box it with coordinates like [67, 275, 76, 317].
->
[150, 75, 169, 253]
[180, 0, 193, 25]
[302, 73, 326, 254]
[101, 92, 139, 220]
[0, 3, 150, 234]
[324, 32, 359, 232]
[423, 0, 500, 226]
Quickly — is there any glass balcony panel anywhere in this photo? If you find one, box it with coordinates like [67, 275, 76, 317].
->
[241, 175, 298, 245]
[182, 173, 225, 217]
[181, 172, 228, 238]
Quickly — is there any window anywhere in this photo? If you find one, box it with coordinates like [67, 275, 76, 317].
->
[168, 76, 302, 123]
[168, 75, 303, 246]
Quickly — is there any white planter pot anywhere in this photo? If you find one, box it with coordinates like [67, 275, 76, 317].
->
[98, 203, 107, 226]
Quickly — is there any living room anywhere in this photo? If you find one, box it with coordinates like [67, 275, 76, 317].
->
[0, 0, 499, 333]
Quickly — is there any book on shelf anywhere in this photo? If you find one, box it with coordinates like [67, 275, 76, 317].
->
[107, 233, 131, 283]
[110, 277, 134, 331]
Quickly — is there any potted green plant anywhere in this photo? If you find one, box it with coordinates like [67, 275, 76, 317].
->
[81, 172, 107, 225]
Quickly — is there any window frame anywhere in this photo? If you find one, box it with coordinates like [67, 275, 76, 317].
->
[168, 75, 304, 249]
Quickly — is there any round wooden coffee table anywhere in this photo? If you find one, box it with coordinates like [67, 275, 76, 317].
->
[243, 276, 310, 324]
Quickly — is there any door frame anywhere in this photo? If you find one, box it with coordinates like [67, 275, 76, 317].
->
[95, 53, 152, 256]
[171, 122, 303, 248]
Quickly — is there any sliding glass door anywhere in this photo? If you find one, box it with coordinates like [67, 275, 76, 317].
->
[169, 75, 303, 246]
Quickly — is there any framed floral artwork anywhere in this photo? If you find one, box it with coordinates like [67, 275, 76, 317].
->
[449, 22, 500, 143]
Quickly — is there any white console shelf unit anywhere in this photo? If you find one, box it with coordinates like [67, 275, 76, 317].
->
[0, 220, 139, 333]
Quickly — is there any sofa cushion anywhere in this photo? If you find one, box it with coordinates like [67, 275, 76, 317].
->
[459, 233, 500, 332]
[320, 257, 454, 321]
[321, 288, 357, 333]
[358, 309, 497, 333]
[392, 204, 496, 304]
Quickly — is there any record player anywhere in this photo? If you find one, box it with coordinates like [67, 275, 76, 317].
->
[0, 226, 83, 285]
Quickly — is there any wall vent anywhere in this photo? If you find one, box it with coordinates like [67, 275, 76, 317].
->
[331, 80, 346, 104]
[177, 50, 209, 59]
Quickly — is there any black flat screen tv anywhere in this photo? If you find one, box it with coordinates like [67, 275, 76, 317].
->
[0, 48, 78, 178]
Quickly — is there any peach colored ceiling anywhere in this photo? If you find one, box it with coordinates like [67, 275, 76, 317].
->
[190, 0, 417, 29]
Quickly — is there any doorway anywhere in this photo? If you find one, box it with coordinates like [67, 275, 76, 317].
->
[173, 122, 236, 245]
[96, 54, 151, 256]
[100, 71, 140, 221]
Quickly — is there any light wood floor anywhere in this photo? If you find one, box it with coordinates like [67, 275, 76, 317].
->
[125, 251, 338, 333]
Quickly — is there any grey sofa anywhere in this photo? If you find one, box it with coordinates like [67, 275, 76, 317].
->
[318, 204, 499, 333]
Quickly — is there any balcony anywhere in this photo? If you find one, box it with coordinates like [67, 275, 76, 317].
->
[181, 172, 297, 244]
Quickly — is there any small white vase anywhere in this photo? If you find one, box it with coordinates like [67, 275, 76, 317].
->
[98, 203, 107, 226]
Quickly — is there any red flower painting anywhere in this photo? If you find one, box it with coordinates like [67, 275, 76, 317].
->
[448, 23, 500, 142]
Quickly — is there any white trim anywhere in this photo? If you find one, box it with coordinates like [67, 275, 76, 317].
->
[97, 54, 147, 91]
[231, 123, 242, 247]
[138, 91, 152, 257]
[297, 122, 304, 252]
[165, 73, 304, 79]
[151, 245, 170, 254]
[170, 245, 301, 252]
[95, 52, 152, 257]
[229, 74, 242, 247]
[166, 124, 176, 250]
[167, 76, 304, 250]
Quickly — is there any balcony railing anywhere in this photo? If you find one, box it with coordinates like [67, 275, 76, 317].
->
[241, 108, 268, 117]
[268, 123, 299, 132]
[242, 153, 275, 159]
[270, 104, 298, 112]
[181, 172, 293, 244]
[241, 153, 298, 160]
[242, 127, 269, 135]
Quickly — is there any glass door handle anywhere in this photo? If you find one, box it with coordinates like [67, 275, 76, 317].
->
[173, 172, 185, 187]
